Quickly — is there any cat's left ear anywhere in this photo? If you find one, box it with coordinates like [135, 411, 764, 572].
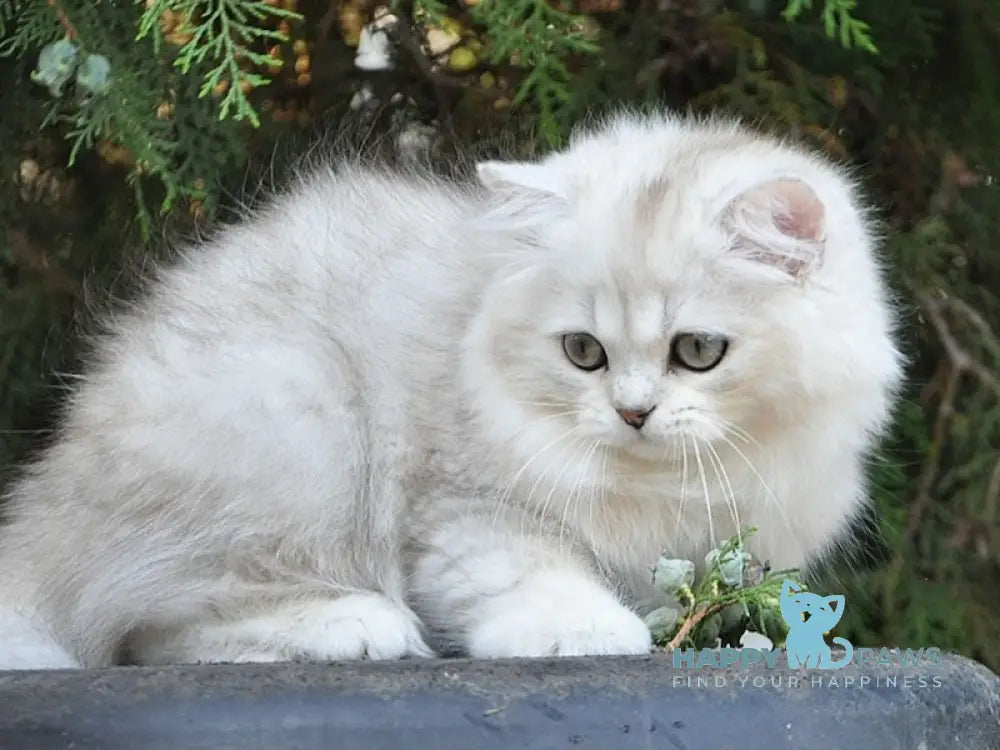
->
[476, 161, 566, 198]
[474, 161, 569, 232]
[723, 177, 826, 280]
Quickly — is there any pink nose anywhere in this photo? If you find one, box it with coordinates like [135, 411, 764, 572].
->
[617, 407, 654, 429]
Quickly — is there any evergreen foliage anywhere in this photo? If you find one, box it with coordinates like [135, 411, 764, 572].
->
[1, 0, 998, 671]
[648, 527, 800, 652]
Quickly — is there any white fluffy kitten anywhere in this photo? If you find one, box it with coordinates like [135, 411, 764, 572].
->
[0, 112, 902, 669]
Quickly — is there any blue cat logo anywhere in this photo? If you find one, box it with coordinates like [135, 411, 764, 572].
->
[779, 579, 854, 670]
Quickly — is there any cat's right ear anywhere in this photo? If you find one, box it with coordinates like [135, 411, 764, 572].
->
[474, 161, 570, 235]
[722, 177, 827, 281]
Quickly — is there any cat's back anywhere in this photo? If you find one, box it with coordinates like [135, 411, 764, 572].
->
[5, 162, 479, 520]
[149, 162, 476, 327]
[84, 162, 479, 384]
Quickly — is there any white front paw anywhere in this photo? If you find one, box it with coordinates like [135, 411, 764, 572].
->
[277, 593, 434, 661]
[0, 612, 79, 670]
[467, 590, 652, 658]
[129, 592, 434, 665]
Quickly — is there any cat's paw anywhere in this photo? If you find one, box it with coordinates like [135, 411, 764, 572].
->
[466, 585, 652, 658]
[0, 611, 79, 670]
[0, 638, 79, 670]
[130, 592, 434, 664]
[284, 593, 434, 661]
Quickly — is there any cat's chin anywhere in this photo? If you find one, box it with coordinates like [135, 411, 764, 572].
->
[607, 438, 684, 469]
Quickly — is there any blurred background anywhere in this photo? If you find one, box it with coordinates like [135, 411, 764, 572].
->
[0, 0, 997, 670]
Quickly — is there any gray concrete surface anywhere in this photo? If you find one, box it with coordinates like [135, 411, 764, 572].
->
[0, 651, 997, 749]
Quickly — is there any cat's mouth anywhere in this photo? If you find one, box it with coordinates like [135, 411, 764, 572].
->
[801, 612, 812, 622]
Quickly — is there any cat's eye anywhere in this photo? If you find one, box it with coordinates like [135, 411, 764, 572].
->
[670, 332, 728, 372]
[562, 333, 608, 371]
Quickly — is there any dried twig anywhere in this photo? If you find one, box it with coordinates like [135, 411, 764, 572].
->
[666, 602, 722, 650]
[941, 297, 1000, 400]
[907, 291, 1000, 537]
[389, 1, 505, 143]
[984, 457, 1000, 525]
[393, 12, 464, 87]
[390, 2, 467, 141]
[906, 358, 960, 538]
[47, 0, 79, 40]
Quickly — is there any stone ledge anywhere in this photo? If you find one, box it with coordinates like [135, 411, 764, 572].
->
[0, 652, 998, 749]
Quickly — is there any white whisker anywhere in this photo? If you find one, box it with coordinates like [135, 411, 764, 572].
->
[518, 430, 587, 536]
[490, 423, 582, 530]
[704, 439, 742, 548]
[537, 435, 591, 537]
[674, 432, 691, 540]
[691, 438, 715, 548]
[718, 419, 760, 449]
[587, 443, 607, 544]
[718, 433, 803, 559]
[557, 440, 600, 551]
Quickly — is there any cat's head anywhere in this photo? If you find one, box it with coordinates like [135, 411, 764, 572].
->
[462, 112, 903, 503]
[781, 588, 847, 633]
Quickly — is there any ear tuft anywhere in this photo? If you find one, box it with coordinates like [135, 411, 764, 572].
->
[476, 160, 565, 198]
[724, 177, 827, 279]
[474, 160, 568, 236]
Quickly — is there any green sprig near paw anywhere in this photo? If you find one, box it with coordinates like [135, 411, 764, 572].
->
[646, 527, 797, 651]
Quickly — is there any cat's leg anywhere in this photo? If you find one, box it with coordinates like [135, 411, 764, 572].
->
[408, 514, 652, 658]
[0, 606, 78, 669]
[0, 556, 79, 670]
[0, 337, 421, 668]
[125, 592, 433, 665]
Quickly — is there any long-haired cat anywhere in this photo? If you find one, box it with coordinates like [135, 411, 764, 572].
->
[0, 111, 902, 668]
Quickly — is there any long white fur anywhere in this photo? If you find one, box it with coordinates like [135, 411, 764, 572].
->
[0, 111, 903, 668]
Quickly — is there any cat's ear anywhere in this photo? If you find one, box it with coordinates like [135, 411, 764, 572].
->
[823, 594, 846, 624]
[723, 178, 826, 280]
[474, 161, 569, 234]
[476, 161, 566, 198]
[781, 579, 802, 598]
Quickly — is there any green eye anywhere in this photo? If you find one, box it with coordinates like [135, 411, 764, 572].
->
[562, 333, 608, 371]
[671, 333, 728, 372]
